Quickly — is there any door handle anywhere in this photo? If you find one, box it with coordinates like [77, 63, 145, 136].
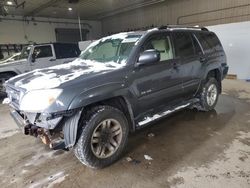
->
[49, 58, 56, 62]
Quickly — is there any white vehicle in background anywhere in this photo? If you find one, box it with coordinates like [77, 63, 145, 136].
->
[0, 43, 80, 95]
[0, 52, 21, 64]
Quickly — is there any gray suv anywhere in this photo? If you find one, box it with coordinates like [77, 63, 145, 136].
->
[4, 26, 229, 168]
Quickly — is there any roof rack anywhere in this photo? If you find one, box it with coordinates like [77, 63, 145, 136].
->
[158, 25, 209, 31]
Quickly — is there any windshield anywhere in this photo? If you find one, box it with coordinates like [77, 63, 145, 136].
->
[80, 34, 142, 64]
[19, 46, 31, 60]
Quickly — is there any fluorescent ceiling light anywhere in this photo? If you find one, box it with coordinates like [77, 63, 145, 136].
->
[6, 1, 13, 5]
[68, 7, 73, 11]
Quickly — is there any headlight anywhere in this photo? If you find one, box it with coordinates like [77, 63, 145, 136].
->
[20, 89, 62, 112]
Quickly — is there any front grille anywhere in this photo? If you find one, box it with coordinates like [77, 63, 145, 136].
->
[6, 86, 22, 109]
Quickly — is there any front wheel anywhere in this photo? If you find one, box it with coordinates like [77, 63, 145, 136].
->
[74, 105, 129, 169]
[198, 77, 220, 111]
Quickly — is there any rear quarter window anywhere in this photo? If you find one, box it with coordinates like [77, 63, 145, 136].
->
[54, 43, 80, 59]
[195, 32, 223, 53]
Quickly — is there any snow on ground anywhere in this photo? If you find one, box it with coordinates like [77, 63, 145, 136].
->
[24, 147, 60, 167]
[29, 171, 68, 188]
[0, 128, 19, 139]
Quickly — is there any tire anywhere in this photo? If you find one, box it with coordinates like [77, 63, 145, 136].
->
[198, 77, 220, 111]
[0, 73, 15, 97]
[74, 105, 129, 169]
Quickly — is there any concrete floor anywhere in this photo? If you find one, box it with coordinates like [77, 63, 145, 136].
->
[0, 79, 250, 188]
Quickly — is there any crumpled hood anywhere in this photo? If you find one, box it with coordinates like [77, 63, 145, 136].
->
[6, 58, 126, 91]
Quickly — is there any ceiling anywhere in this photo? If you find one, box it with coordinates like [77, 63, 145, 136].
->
[1, 0, 166, 20]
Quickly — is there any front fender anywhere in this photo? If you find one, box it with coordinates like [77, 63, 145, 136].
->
[68, 82, 127, 110]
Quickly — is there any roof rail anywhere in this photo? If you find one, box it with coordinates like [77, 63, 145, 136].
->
[158, 25, 209, 31]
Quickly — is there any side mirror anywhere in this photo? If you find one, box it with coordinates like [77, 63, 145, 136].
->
[31, 53, 36, 63]
[137, 49, 160, 66]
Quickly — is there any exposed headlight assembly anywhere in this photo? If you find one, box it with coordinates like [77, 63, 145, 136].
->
[20, 89, 62, 112]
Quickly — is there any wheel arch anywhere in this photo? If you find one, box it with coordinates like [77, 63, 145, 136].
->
[80, 96, 135, 132]
[206, 68, 222, 93]
[63, 96, 135, 149]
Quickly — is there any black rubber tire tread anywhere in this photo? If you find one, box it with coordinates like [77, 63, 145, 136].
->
[199, 77, 220, 111]
[74, 105, 129, 169]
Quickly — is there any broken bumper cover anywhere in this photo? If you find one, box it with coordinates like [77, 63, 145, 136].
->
[10, 109, 67, 150]
[10, 110, 63, 130]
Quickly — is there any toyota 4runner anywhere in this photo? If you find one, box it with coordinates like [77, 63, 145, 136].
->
[4, 25, 229, 168]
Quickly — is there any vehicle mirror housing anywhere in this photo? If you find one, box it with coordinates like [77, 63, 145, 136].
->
[137, 49, 160, 66]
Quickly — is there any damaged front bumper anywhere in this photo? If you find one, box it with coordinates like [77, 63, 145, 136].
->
[10, 108, 82, 150]
[9, 109, 75, 150]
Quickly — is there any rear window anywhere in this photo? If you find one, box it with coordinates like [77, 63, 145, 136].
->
[191, 34, 203, 55]
[195, 32, 223, 53]
[173, 32, 195, 58]
[54, 43, 80, 59]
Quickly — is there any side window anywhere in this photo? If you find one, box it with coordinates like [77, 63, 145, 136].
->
[191, 35, 203, 55]
[173, 32, 195, 58]
[195, 32, 222, 53]
[54, 44, 80, 59]
[144, 35, 173, 62]
[33, 45, 53, 59]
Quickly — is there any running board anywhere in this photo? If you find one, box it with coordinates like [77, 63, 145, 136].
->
[136, 99, 199, 128]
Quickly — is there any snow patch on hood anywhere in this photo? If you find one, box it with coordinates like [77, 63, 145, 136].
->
[13, 59, 126, 91]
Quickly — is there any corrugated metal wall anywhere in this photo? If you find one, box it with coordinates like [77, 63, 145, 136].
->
[101, 0, 250, 35]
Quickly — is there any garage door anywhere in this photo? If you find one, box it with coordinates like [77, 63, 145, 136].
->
[55, 28, 89, 43]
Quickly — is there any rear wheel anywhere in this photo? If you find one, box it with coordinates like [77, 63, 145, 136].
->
[198, 77, 219, 111]
[74, 105, 129, 169]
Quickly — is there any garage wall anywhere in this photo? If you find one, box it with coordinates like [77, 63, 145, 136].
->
[208, 21, 250, 80]
[0, 16, 102, 44]
[102, 0, 250, 34]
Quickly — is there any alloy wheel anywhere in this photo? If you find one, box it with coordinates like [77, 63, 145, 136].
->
[91, 119, 123, 159]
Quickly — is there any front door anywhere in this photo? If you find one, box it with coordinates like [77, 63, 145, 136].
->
[30, 44, 57, 70]
[131, 33, 184, 117]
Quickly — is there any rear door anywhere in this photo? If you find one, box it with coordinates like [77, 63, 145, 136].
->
[172, 31, 203, 99]
[30, 44, 56, 70]
[131, 32, 184, 116]
[53, 43, 80, 65]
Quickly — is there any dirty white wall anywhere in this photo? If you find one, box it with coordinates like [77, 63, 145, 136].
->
[102, 0, 250, 35]
[208, 21, 250, 80]
[0, 16, 102, 44]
